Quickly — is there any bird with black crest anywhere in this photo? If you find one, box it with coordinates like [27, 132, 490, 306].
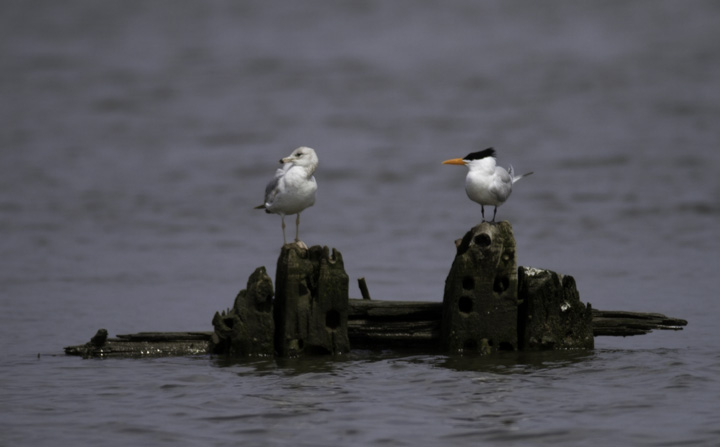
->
[443, 148, 533, 222]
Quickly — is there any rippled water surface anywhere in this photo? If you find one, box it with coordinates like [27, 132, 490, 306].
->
[2, 1, 720, 446]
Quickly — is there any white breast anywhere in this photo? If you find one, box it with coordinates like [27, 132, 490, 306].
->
[267, 166, 317, 215]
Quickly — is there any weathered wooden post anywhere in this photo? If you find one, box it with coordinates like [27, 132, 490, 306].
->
[517, 267, 594, 350]
[210, 266, 275, 356]
[274, 243, 350, 356]
[442, 222, 519, 353]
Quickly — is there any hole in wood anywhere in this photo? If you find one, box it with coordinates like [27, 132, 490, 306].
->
[325, 309, 341, 330]
[498, 342, 514, 351]
[458, 296, 473, 314]
[298, 281, 309, 296]
[462, 276, 474, 290]
[473, 233, 491, 247]
[493, 276, 509, 294]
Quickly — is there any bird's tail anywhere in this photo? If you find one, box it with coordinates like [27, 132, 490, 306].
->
[255, 204, 273, 214]
[508, 165, 534, 184]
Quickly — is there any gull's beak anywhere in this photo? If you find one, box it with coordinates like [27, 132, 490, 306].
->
[442, 158, 466, 165]
[280, 156, 291, 164]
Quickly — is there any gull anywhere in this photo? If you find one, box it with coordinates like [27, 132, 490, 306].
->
[443, 148, 533, 222]
[255, 147, 318, 245]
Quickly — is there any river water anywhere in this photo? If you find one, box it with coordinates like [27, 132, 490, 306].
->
[2, 1, 719, 446]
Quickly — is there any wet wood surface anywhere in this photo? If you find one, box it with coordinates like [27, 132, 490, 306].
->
[65, 303, 687, 357]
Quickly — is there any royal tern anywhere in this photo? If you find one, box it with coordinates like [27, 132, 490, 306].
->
[255, 147, 318, 245]
[443, 148, 533, 222]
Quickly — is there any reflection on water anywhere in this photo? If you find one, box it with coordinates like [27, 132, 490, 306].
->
[437, 350, 596, 374]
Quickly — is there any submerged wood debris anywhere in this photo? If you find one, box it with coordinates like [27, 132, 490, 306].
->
[65, 222, 687, 358]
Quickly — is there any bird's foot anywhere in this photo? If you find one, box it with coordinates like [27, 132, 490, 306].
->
[293, 240, 308, 250]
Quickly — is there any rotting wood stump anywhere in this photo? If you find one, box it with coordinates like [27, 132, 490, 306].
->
[518, 267, 594, 350]
[272, 244, 350, 356]
[64, 223, 688, 358]
[442, 222, 520, 354]
[211, 266, 275, 357]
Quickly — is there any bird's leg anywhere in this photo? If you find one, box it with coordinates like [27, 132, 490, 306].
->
[281, 215, 287, 245]
[491, 206, 497, 223]
[481, 205, 486, 222]
[295, 212, 301, 242]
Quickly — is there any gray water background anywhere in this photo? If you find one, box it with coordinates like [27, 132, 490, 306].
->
[2, 1, 720, 446]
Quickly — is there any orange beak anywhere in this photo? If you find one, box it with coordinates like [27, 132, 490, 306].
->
[442, 158, 466, 165]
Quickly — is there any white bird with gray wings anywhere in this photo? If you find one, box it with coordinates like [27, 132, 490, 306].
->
[256, 147, 318, 245]
[443, 148, 533, 222]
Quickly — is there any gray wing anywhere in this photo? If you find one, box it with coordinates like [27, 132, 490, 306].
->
[489, 169, 513, 202]
[263, 165, 289, 205]
[263, 175, 280, 204]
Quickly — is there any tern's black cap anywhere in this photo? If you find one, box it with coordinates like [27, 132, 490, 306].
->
[464, 148, 496, 161]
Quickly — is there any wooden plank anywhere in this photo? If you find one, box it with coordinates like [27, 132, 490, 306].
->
[64, 330, 211, 358]
[349, 299, 440, 320]
[115, 332, 213, 342]
[65, 305, 687, 357]
[591, 309, 688, 336]
[358, 277, 372, 300]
